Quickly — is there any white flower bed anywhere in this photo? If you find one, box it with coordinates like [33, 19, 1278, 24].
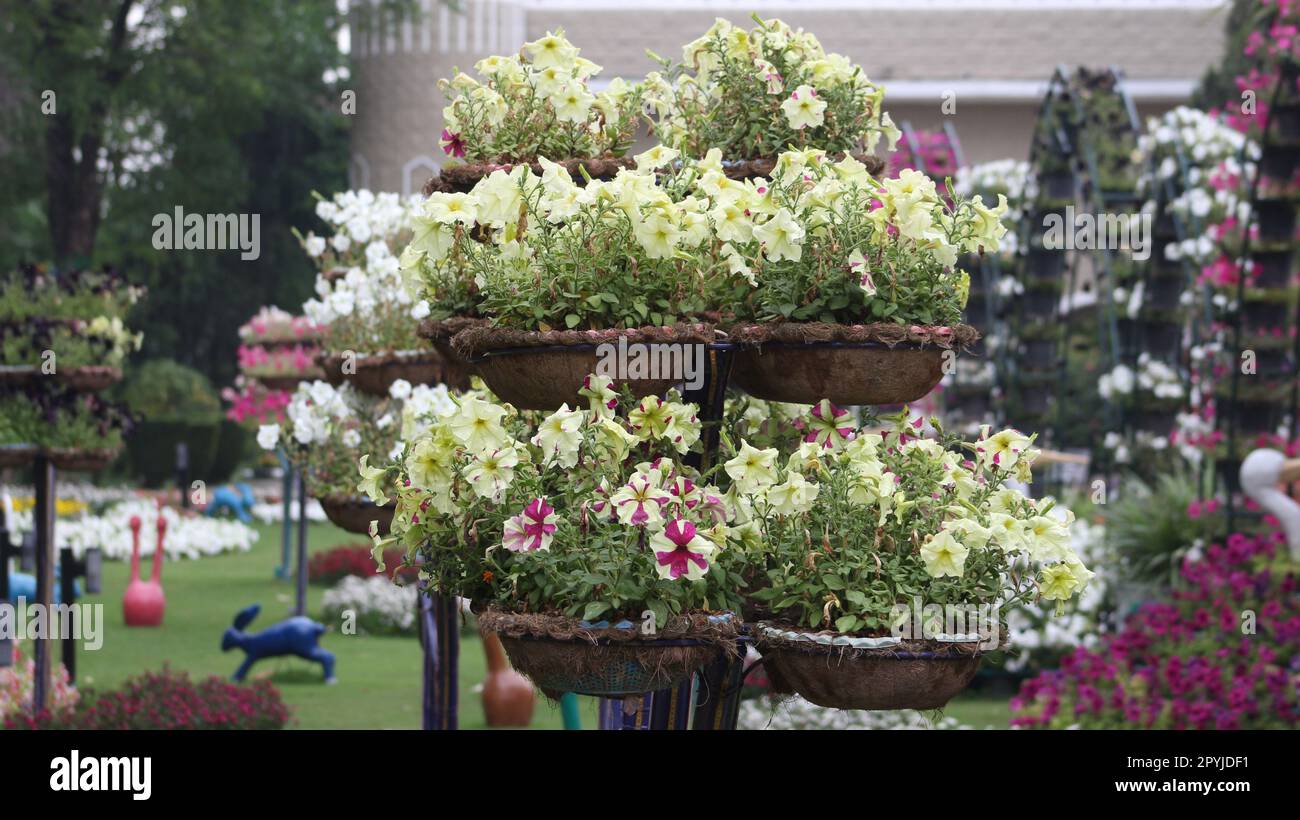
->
[319, 575, 417, 634]
[738, 695, 972, 730]
[8, 498, 259, 561]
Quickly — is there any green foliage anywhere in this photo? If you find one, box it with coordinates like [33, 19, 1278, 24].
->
[0, 0, 357, 389]
[118, 359, 221, 424]
[650, 15, 894, 159]
[0, 393, 127, 450]
[1106, 468, 1216, 585]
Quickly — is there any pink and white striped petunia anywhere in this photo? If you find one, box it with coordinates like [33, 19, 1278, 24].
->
[610, 471, 672, 527]
[803, 399, 855, 450]
[650, 519, 715, 581]
[501, 497, 559, 552]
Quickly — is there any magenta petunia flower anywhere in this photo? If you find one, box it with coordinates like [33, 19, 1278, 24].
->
[650, 519, 714, 581]
[502, 497, 558, 552]
[440, 128, 466, 158]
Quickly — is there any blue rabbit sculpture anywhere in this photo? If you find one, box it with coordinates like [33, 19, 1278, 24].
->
[205, 483, 256, 524]
[222, 603, 336, 683]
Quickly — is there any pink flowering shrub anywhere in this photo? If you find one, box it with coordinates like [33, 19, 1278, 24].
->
[1011, 531, 1300, 729]
[0, 641, 79, 720]
[4, 667, 290, 730]
[222, 378, 292, 425]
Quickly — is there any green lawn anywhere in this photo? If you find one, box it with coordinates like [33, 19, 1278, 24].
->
[71, 518, 1009, 729]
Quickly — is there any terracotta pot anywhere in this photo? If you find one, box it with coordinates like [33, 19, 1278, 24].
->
[316, 350, 445, 397]
[758, 638, 983, 711]
[319, 494, 396, 536]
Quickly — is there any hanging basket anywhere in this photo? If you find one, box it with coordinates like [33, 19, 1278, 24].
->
[0, 364, 122, 392]
[425, 156, 635, 195]
[46, 446, 122, 472]
[252, 373, 319, 393]
[478, 609, 740, 700]
[728, 323, 978, 406]
[417, 315, 488, 389]
[721, 152, 886, 182]
[319, 493, 396, 536]
[0, 444, 39, 468]
[453, 323, 715, 411]
[316, 349, 445, 397]
[756, 624, 984, 711]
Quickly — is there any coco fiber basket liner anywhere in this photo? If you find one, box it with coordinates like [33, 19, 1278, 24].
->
[46, 446, 122, 472]
[722, 152, 886, 182]
[453, 323, 716, 411]
[729, 322, 980, 406]
[0, 364, 122, 392]
[424, 156, 635, 195]
[319, 494, 396, 536]
[417, 315, 488, 388]
[316, 349, 445, 397]
[757, 625, 984, 711]
[479, 609, 740, 699]
[0, 444, 39, 468]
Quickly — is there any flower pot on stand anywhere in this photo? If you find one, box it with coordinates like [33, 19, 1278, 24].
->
[478, 609, 739, 700]
[1260, 143, 1300, 183]
[316, 349, 445, 397]
[1026, 247, 1065, 281]
[417, 316, 487, 390]
[755, 624, 984, 711]
[720, 152, 886, 182]
[728, 322, 979, 406]
[425, 156, 635, 195]
[319, 494, 396, 536]
[453, 324, 715, 411]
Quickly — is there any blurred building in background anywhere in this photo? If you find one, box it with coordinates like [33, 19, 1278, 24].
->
[349, 0, 1228, 194]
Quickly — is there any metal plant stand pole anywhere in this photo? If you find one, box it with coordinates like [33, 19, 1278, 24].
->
[420, 590, 459, 730]
[598, 343, 748, 731]
[275, 447, 293, 580]
[295, 472, 308, 616]
[32, 455, 55, 712]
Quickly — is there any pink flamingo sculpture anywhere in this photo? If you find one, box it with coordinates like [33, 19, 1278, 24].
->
[123, 515, 166, 627]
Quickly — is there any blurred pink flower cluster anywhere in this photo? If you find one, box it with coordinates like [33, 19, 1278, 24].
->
[1011, 530, 1300, 729]
[222, 378, 292, 424]
[0, 640, 79, 720]
[237, 305, 322, 344]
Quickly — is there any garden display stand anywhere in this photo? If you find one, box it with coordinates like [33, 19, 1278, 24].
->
[1220, 57, 1300, 525]
[1006, 65, 1141, 491]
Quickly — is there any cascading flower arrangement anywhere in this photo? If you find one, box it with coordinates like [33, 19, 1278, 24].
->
[432, 29, 645, 191]
[361, 376, 746, 695]
[954, 158, 1031, 260]
[731, 406, 1091, 709]
[647, 15, 897, 174]
[732, 409, 1092, 630]
[258, 378, 454, 534]
[298, 190, 443, 391]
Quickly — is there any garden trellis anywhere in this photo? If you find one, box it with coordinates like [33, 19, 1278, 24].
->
[1006, 66, 1143, 486]
[1220, 56, 1300, 526]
